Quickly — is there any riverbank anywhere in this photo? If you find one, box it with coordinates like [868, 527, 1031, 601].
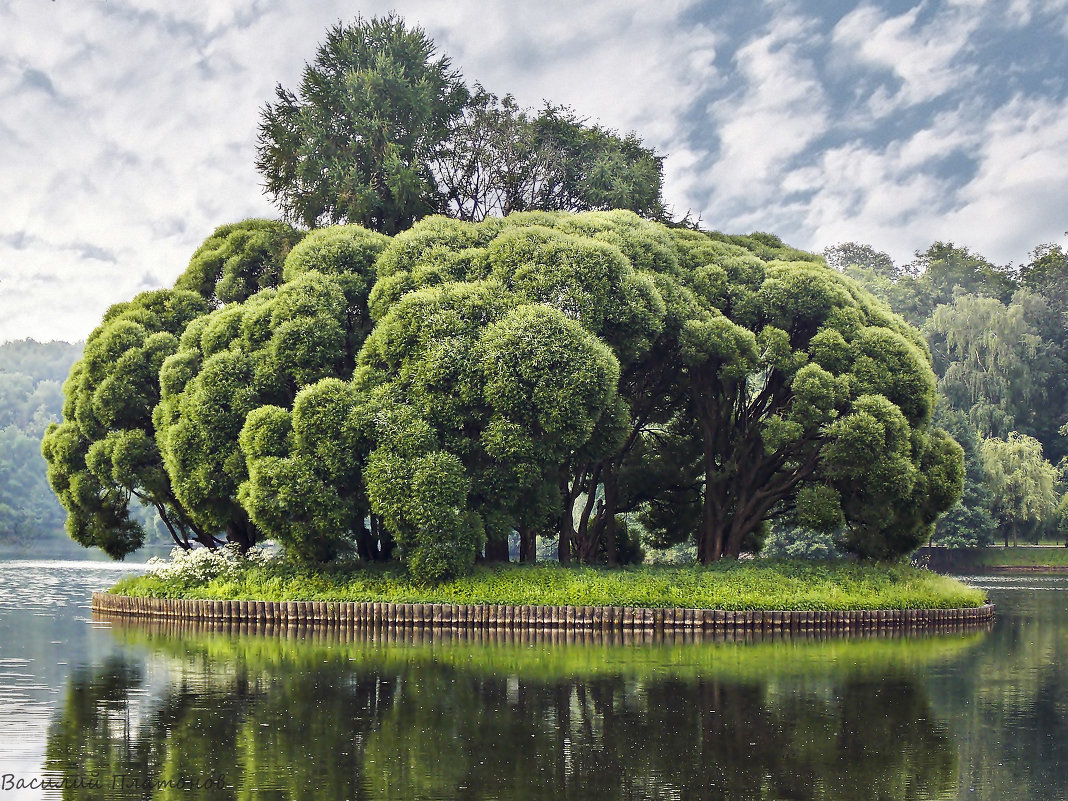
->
[916, 546, 1068, 573]
[108, 560, 986, 611]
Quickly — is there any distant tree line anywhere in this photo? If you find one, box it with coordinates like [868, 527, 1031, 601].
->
[826, 240, 1068, 546]
[0, 340, 81, 545]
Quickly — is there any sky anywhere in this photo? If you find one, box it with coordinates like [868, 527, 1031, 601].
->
[2, 0, 1067, 343]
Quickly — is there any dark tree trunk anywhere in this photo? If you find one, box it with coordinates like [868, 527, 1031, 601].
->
[558, 527, 571, 564]
[377, 523, 395, 561]
[602, 467, 618, 566]
[357, 523, 374, 561]
[225, 515, 257, 553]
[697, 416, 726, 563]
[558, 477, 574, 565]
[155, 504, 191, 550]
[518, 525, 537, 563]
[574, 489, 599, 563]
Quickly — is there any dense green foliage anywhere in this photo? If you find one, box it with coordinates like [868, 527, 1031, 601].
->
[0, 340, 81, 545]
[828, 241, 1068, 547]
[41, 291, 212, 557]
[41, 221, 304, 558]
[256, 17, 665, 233]
[45, 210, 963, 581]
[174, 218, 304, 306]
[111, 558, 986, 610]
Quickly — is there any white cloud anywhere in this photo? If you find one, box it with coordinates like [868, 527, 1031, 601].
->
[0, 0, 720, 342]
[795, 95, 1068, 267]
[1, 0, 1067, 341]
[832, 3, 981, 114]
[698, 11, 829, 213]
[942, 95, 1068, 262]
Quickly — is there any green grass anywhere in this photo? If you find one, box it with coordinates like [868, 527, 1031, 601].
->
[924, 545, 1068, 570]
[109, 559, 986, 611]
[968, 547, 1068, 568]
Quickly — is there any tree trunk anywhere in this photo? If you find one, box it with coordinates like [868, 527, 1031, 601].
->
[602, 467, 618, 566]
[225, 516, 256, 553]
[155, 504, 191, 550]
[558, 479, 573, 565]
[377, 519, 395, 561]
[518, 525, 537, 563]
[697, 417, 726, 563]
[357, 523, 374, 562]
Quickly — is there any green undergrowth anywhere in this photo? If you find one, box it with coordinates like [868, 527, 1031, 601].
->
[109, 559, 986, 611]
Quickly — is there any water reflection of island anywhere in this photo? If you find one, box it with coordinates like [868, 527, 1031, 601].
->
[45, 629, 971, 800]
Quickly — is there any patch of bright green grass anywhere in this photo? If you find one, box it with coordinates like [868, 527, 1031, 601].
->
[109, 559, 986, 610]
[975, 547, 1068, 568]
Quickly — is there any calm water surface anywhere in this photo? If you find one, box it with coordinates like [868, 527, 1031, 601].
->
[0, 561, 1065, 800]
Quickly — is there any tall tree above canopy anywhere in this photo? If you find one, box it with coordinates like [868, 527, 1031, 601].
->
[434, 88, 665, 222]
[256, 18, 666, 233]
[256, 15, 469, 234]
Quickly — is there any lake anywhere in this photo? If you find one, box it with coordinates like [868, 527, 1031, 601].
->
[0, 559, 1065, 800]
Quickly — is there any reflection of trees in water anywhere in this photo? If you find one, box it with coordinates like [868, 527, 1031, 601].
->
[926, 590, 1068, 801]
[46, 653, 396, 800]
[45, 647, 957, 801]
[368, 670, 956, 801]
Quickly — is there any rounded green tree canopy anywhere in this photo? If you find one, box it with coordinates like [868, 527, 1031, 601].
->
[45, 210, 963, 580]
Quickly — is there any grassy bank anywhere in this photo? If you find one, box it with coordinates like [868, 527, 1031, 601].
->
[921, 546, 1068, 571]
[110, 560, 986, 611]
[972, 547, 1068, 568]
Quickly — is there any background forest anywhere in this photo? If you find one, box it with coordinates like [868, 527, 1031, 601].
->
[0, 340, 81, 547]
[826, 240, 1068, 550]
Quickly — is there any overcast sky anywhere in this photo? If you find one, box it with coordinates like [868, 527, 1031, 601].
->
[2, 0, 1067, 343]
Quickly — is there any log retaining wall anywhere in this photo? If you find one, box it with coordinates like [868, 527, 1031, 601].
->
[91, 592, 994, 637]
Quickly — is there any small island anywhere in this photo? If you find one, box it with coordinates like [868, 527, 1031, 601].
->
[50, 209, 986, 630]
[93, 552, 991, 636]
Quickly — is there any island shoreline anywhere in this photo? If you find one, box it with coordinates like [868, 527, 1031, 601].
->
[92, 592, 995, 635]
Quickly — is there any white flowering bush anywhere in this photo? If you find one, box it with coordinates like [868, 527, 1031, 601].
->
[146, 543, 275, 585]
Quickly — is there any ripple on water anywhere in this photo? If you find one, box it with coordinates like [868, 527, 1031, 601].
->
[0, 561, 150, 613]
[958, 574, 1068, 591]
